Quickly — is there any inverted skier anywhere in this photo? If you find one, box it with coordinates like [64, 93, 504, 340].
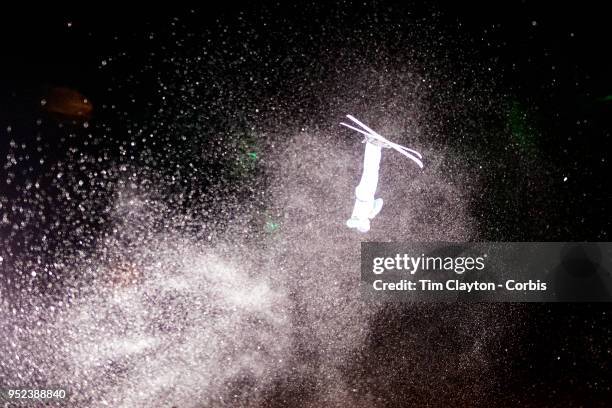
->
[341, 115, 424, 233]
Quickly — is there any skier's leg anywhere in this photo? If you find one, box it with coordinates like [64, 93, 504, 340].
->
[346, 200, 372, 232]
[369, 198, 384, 219]
[355, 142, 382, 203]
[347, 142, 383, 232]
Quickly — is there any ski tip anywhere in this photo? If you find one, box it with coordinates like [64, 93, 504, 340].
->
[409, 154, 424, 169]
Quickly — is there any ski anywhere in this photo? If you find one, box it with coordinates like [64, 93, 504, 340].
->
[345, 115, 423, 159]
[340, 115, 424, 168]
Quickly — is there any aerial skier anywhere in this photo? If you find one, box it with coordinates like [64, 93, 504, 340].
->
[341, 115, 424, 233]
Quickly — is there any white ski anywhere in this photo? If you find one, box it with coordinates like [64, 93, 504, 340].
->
[340, 114, 424, 169]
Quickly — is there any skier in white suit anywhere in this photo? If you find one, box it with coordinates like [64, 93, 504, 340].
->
[341, 115, 424, 233]
[345, 137, 387, 232]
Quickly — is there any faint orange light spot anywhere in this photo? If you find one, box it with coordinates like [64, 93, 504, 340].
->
[43, 87, 93, 120]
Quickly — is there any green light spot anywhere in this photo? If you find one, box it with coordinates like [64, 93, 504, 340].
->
[230, 137, 259, 178]
[264, 220, 280, 233]
[600, 95, 612, 102]
[508, 102, 537, 155]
